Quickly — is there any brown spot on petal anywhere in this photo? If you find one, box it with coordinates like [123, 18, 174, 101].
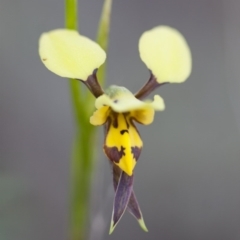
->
[120, 129, 129, 135]
[112, 112, 118, 128]
[131, 147, 142, 161]
[104, 145, 126, 163]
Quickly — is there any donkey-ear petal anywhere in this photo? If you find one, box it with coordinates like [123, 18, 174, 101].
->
[39, 29, 106, 80]
[139, 26, 192, 83]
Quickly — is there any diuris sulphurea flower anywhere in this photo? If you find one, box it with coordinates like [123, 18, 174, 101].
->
[39, 26, 191, 233]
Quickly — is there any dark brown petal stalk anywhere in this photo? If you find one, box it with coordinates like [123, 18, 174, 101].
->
[134, 71, 168, 100]
[80, 69, 104, 98]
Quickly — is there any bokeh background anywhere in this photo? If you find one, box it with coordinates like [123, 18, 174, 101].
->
[1, 0, 240, 239]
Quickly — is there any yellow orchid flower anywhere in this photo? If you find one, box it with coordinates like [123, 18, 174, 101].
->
[39, 26, 191, 233]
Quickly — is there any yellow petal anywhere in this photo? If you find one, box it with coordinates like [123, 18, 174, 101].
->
[131, 108, 154, 125]
[139, 26, 192, 83]
[131, 95, 165, 125]
[39, 29, 106, 80]
[95, 86, 165, 113]
[150, 95, 165, 111]
[104, 113, 142, 176]
[90, 106, 109, 126]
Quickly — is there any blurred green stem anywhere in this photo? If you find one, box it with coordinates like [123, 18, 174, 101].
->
[96, 0, 112, 85]
[65, 0, 112, 239]
[70, 125, 94, 240]
[65, 0, 94, 240]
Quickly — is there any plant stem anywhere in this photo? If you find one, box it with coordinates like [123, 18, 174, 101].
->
[70, 126, 94, 240]
[65, 0, 78, 30]
[65, 1, 94, 239]
[65, 0, 112, 239]
[96, 0, 112, 85]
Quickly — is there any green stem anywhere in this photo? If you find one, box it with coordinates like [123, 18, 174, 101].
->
[96, 0, 112, 85]
[65, 0, 82, 125]
[86, 0, 112, 105]
[70, 126, 94, 240]
[65, 0, 78, 30]
[65, 0, 112, 239]
[65, 1, 94, 240]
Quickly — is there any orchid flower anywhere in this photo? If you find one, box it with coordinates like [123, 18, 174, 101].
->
[39, 26, 191, 233]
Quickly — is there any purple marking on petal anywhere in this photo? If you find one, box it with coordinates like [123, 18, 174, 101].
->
[112, 171, 133, 227]
[131, 146, 142, 161]
[104, 145, 126, 164]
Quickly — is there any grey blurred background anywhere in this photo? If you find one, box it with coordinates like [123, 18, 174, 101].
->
[1, 0, 240, 239]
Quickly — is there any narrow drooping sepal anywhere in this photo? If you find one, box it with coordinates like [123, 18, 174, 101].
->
[127, 191, 148, 232]
[109, 171, 134, 234]
[112, 164, 148, 232]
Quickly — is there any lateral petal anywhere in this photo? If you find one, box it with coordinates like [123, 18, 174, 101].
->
[90, 106, 109, 126]
[131, 108, 154, 125]
[139, 26, 192, 83]
[39, 29, 106, 80]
